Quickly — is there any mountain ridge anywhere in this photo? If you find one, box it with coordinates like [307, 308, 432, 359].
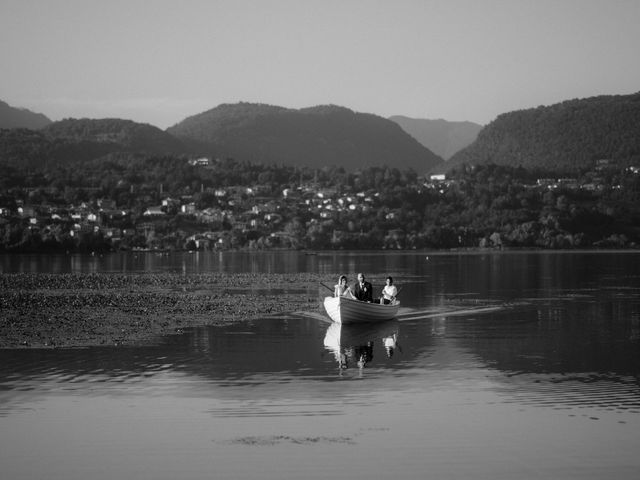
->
[0, 100, 51, 129]
[167, 103, 444, 172]
[447, 92, 640, 172]
[4, 93, 640, 174]
[389, 116, 483, 160]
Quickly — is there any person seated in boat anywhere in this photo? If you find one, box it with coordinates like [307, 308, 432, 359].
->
[334, 275, 354, 298]
[380, 276, 398, 305]
[353, 272, 373, 302]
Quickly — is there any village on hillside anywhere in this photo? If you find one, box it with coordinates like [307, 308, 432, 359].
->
[1, 156, 638, 253]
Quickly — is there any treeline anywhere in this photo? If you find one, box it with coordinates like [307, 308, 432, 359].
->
[449, 92, 640, 172]
[1, 154, 639, 252]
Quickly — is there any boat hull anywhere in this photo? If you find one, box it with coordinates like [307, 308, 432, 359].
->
[323, 296, 400, 324]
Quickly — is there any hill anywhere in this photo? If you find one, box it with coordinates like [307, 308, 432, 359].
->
[0, 118, 188, 169]
[167, 103, 444, 172]
[0, 100, 51, 129]
[388, 116, 483, 160]
[42, 118, 186, 154]
[447, 92, 640, 172]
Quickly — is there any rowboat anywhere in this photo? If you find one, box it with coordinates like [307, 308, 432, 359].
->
[323, 295, 400, 324]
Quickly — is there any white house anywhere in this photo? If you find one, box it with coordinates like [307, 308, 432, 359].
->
[143, 206, 166, 216]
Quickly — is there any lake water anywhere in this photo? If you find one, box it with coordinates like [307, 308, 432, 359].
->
[1, 251, 640, 479]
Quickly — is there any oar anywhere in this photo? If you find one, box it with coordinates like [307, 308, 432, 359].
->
[380, 285, 402, 301]
[320, 282, 334, 294]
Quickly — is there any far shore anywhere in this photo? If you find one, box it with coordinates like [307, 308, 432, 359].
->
[0, 272, 334, 349]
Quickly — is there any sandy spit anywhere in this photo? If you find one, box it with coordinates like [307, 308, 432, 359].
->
[0, 272, 336, 348]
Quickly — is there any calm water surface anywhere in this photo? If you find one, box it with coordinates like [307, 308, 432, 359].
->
[1, 251, 639, 479]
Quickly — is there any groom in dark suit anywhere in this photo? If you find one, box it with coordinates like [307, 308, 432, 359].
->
[354, 272, 373, 302]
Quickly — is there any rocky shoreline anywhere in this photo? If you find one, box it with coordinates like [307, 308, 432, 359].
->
[0, 272, 333, 348]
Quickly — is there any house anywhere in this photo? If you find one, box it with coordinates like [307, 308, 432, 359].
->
[282, 188, 300, 199]
[536, 178, 558, 189]
[181, 203, 197, 215]
[581, 183, 604, 192]
[595, 159, 612, 171]
[103, 209, 129, 221]
[136, 223, 155, 236]
[162, 197, 180, 208]
[249, 218, 262, 229]
[143, 206, 166, 216]
[97, 198, 117, 210]
[102, 227, 122, 238]
[196, 238, 211, 249]
[188, 157, 210, 166]
[18, 206, 36, 217]
[264, 213, 283, 224]
[196, 207, 225, 223]
[557, 178, 579, 190]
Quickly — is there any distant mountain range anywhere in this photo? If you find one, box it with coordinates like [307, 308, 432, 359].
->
[0, 100, 51, 129]
[2, 92, 640, 173]
[388, 116, 483, 160]
[447, 92, 640, 172]
[0, 101, 445, 172]
[167, 103, 444, 172]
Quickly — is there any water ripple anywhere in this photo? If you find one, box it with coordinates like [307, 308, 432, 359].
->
[495, 371, 640, 412]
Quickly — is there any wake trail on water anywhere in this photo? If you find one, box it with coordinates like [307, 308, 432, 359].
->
[396, 304, 506, 321]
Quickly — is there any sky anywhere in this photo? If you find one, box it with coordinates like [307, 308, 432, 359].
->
[1, 0, 639, 129]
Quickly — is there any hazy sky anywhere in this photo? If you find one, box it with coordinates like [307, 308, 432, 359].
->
[1, 0, 639, 129]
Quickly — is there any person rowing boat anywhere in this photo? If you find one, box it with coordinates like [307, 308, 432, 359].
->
[380, 276, 398, 304]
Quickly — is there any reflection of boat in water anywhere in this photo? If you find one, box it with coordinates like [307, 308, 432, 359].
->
[323, 320, 399, 369]
[323, 295, 400, 324]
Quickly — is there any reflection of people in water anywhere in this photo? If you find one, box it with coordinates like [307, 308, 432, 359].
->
[383, 333, 399, 357]
[323, 322, 398, 372]
[351, 342, 374, 369]
[334, 343, 374, 370]
[338, 351, 348, 369]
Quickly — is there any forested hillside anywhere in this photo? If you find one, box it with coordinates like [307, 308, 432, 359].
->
[448, 92, 640, 172]
[168, 103, 444, 172]
[43, 118, 186, 154]
[0, 118, 189, 169]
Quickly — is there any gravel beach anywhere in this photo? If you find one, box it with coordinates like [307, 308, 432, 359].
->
[0, 272, 332, 348]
